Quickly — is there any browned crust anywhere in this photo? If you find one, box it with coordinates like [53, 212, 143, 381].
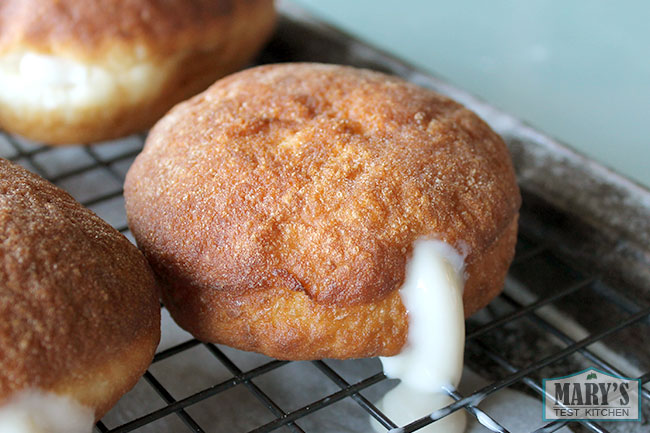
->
[0, 0, 276, 144]
[0, 0, 273, 60]
[124, 63, 521, 359]
[0, 158, 160, 419]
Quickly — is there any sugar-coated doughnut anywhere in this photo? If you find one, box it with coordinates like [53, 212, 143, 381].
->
[124, 63, 521, 360]
[0, 0, 276, 145]
[0, 158, 160, 428]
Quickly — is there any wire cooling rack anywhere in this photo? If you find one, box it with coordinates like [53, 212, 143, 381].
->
[2, 127, 648, 433]
[1, 5, 649, 433]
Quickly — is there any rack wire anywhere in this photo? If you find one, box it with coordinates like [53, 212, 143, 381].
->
[1, 9, 648, 432]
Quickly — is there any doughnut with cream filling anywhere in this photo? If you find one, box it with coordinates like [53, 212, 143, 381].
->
[0, 0, 276, 144]
[124, 63, 521, 360]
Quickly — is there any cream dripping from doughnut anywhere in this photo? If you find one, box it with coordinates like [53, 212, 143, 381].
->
[374, 239, 467, 433]
[0, 390, 94, 433]
[0, 158, 161, 433]
[124, 62, 520, 371]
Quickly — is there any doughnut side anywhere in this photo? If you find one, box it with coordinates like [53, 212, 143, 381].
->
[0, 158, 160, 418]
[159, 217, 517, 360]
[48, 332, 158, 420]
[0, 0, 276, 144]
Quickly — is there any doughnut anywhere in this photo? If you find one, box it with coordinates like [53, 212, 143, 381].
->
[0, 158, 160, 430]
[0, 0, 276, 145]
[124, 63, 521, 360]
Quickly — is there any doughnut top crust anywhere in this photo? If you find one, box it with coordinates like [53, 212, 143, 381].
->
[0, 159, 160, 402]
[125, 63, 521, 307]
[0, 0, 272, 61]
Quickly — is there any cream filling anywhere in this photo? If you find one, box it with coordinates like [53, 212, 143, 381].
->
[0, 51, 166, 112]
[374, 239, 467, 433]
[0, 389, 94, 433]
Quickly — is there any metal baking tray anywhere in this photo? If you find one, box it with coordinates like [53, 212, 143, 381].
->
[1, 2, 648, 432]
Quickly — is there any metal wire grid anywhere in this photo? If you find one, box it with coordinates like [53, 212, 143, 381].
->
[1, 129, 649, 433]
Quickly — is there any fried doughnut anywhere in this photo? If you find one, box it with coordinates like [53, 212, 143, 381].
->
[0, 0, 275, 145]
[0, 159, 160, 431]
[124, 63, 521, 360]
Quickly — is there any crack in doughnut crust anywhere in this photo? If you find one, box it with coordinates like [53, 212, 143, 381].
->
[0, 158, 160, 419]
[0, 0, 276, 144]
[125, 63, 520, 360]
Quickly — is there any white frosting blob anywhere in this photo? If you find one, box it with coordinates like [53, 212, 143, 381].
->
[374, 239, 467, 433]
[0, 51, 163, 111]
[0, 389, 94, 433]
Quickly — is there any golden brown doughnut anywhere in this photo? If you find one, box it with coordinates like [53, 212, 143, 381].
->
[124, 63, 521, 360]
[0, 0, 276, 145]
[0, 158, 160, 425]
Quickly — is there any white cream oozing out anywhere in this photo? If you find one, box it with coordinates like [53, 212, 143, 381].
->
[0, 51, 164, 111]
[0, 389, 94, 433]
[374, 239, 467, 433]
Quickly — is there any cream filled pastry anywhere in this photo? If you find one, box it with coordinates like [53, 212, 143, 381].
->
[123, 63, 520, 433]
[0, 0, 276, 144]
[0, 158, 161, 432]
[125, 62, 520, 429]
